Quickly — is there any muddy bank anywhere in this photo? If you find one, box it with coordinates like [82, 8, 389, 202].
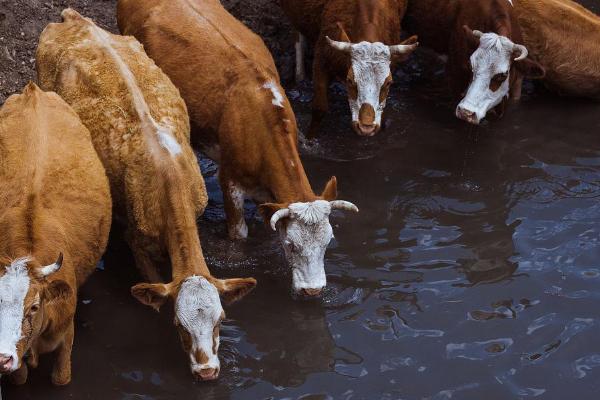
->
[0, 0, 295, 104]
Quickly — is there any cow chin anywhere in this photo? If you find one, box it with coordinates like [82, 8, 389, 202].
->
[456, 92, 505, 125]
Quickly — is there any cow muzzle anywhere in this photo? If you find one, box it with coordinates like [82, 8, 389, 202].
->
[0, 354, 14, 373]
[354, 103, 380, 136]
[456, 105, 481, 125]
[194, 366, 220, 381]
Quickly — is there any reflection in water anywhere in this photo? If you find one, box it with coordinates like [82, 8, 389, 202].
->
[4, 1, 600, 398]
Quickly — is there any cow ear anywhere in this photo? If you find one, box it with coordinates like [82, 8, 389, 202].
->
[44, 280, 73, 303]
[131, 283, 172, 312]
[515, 58, 546, 79]
[321, 176, 338, 201]
[336, 21, 352, 42]
[214, 278, 257, 306]
[258, 202, 287, 224]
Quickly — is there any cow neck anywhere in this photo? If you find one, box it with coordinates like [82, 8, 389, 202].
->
[260, 100, 316, 205]
[353, 0, 393, 43]
[160, 170, 211, 282]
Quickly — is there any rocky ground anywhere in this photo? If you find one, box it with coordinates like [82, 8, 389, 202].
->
[0, 0, 295, 103]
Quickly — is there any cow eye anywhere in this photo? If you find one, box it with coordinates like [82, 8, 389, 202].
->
[30, 304, 40, 313]
[489, 72, 508, 91]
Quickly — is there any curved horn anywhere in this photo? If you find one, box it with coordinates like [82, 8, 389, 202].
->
[472, 30, 484, 38]
[389, 42, 418, 55]
[39, 253, 63, 277]
[513, 43, 528, 61]
[326, 36, 352, 53]
[270, 208, 291, 231]
[330, 200, 359, 213]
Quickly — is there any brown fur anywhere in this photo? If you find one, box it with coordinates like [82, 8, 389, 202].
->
[281, 0, 415, 137]
[514, 0, 600, 98]
[0, 82, 111, 385]
[36, 9, 212, 286]
[117, 0, 338, 239]
[405, 0, 544, 104]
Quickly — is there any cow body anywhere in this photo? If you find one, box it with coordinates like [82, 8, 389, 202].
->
[0, 82, 111, 385]
[405, 0, 545, 124]
[281, 0, 417, 137]
[117, 0, 358, 297]
[514, 0, 600, 98]
[37, 9, 256, 380]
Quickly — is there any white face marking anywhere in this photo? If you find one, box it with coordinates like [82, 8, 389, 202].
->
[84, 22, 182, 157]
[175, 276, 222, 374]
[0, 258, 31, 372]
[349, 42, 392, 128]
[456, 33, 514, 124]
[277, 200, 333, 293]
[262, 81, 285, 108]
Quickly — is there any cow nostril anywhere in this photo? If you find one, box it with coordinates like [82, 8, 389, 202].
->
[197, 367, 219, 381]
[301, 288, 323, 297]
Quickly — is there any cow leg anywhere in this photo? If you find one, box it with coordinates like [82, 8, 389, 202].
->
[295, 31, 306, 83]
[51, 321, 74, 386]
[221, 178, 248, 240]
[8, 363, 28, 385]
[511, 75, 523, 101]
[127, 230, 163, 283]
[27, 348, 39, 368]
[308, 53, 330, 138]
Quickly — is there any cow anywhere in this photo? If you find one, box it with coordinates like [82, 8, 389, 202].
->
[404, 0, 546, 124]
[117, 0, 359, 298]
[0, 82, 112, 386]
[36, 9, 256, 381]
[280, 0, 418, 137]
[513, 0, 600, 98]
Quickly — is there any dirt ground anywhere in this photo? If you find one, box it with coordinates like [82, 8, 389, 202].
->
[0, 0, 294, 104]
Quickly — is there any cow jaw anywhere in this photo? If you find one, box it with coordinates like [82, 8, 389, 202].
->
[348, 42, 391, 136]
[0, 259, 31, 373]
[174, 276, 223, 380]
[276, 200, 333, 297]
[456, 33, 515, 124]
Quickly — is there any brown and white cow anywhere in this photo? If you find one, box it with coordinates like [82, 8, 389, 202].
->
[514, 0, 600, 98]
[0, 82, 111, 385]
[405, 0, 545, 124]
[281, 0, 418, 137]
[37, 9, 256, 380]
[117, 0, 359, 297]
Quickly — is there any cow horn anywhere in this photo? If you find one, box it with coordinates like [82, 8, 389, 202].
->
[513, 43, 528, 61]
[270, 208, 291, 231]
[330, 200, 359, 213]
[389, 42, 418, 55]
[472, 30, 484, 38]
[39, 253, 63, 277]
[326, 36, 352, 53]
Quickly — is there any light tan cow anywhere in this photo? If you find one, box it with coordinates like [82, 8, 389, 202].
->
[0, 82, 111, 385]
[37, 9, 256, 380]
[117, 0, 359, 298]
[514, 0, 600, 98]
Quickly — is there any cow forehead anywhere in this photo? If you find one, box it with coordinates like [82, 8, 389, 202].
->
[472, 34, 514, 65]
[351, 42, 391, 63]
[176, 276, 222, 330]
[0, 259, 32, 304]
[288, 200, 332, 225]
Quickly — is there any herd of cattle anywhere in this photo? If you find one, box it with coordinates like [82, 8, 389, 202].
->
[0, 0, 597, 388]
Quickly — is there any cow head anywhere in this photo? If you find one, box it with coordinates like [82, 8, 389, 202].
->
[326, 24, 418, 136]
[456, 26, 545, 124]
[131, 275, 256, 381]
[0, 254, 70, 375]
[259, 177, 358, 297]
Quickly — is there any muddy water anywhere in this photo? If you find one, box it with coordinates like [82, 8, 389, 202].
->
[5, 1, 600, 399]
